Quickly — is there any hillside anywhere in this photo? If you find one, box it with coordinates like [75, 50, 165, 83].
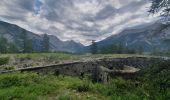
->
[0, 21, 84, 53]
[87, 22, 170, 53]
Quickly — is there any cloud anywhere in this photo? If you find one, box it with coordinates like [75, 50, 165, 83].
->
[0, 0, 158, 45]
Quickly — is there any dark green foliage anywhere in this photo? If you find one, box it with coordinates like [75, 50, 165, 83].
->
[20, 30, 33, 53]
[149, 0, 170, 20]
[92, 60, 169, 99]
[91, 40, 98, 54]
[0, 72, 40, 88]
[0, 59, 169, 99]
[99, 43, 137, 54]
[42, 34, 50, 52]
[137, 60, 170, 100]
[136, 46, 143, 54]
[25, 39, 33, 53]
[20, 30, 27, 52]
[0, 37, 8, 53]
[0, 73, 58, 100]
[74, 80, 92, 92]
[70, 76, 92, 92]
[58, 95, 71, 100]
[4, 66, 15, 70]
[0, 37, 18, 53]
[8, 43, 18, 53]
[0, 57, 9, 65]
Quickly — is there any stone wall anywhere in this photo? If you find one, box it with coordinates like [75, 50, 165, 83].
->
[1, 57, 167, 83]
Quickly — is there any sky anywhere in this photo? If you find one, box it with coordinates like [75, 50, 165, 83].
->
[0, 0, 159, 45]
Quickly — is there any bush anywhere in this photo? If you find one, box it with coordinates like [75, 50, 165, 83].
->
[0, 59, 169, 100]
[0, 72, 58, 100]
[104, 78, 137, 97]
[0, 72, 38, 88]
[4, 66, 15, 70]
[71, 79, 92, 92]
[58, 95, 71, 100]
[0, 57, 9, 65]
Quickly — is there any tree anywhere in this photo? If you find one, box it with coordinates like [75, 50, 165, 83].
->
[26, 39, 33, 53]
[117, 43, 124, 54]
[0, 37, 18, 53]
[136, 46, 144, 54]
[42, 34, 50, 52]
[91, 40, 98, 54]
[7, 43, 18, 53]
[100, 43, 137, 54]
[162, 38, 170, 54]
[20, 30, 33, 53]
[149, 0, 170, 21]
[0, 37, 8, 53]
[100, 44, 116, 54]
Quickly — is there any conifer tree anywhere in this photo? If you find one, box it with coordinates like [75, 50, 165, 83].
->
[91, 40, 98, 54]
[42, 34, 50, 52]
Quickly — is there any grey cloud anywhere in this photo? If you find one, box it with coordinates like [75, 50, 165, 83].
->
[117, 0, 148, 13]
[1, 0, 34, 12]
[0, 0, 155, 45]
[0, 0, 35, 21]
[95, 5, 116, 20]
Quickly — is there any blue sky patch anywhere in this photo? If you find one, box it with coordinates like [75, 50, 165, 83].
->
[34, 0, 43, 15]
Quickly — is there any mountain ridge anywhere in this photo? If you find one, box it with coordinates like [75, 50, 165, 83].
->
[0, 21, 84, 53]
[86, 22, 170, 53]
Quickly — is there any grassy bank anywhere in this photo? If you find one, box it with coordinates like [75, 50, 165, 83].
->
[0, 53, 158, 62]
[0, 53, 169, 100]
[0, 60, 169, 100]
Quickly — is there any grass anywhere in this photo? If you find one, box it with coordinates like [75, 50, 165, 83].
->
[0, 53, 154, 69]
[0, 57, 9, 65]
[0, 60, 169, 100]
[0, 72, 106, 100]
[0, 53, 161, 70]
[1, 53, 74, 60]
[0, 53, 169, 99]
[0, 53, 158, 62]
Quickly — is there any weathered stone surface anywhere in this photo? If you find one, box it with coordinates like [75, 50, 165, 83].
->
[0, 57, 168, 83]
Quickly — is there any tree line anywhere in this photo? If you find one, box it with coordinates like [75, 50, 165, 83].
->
[0, 37, 18, 53]
[90, 40, 144, 54]
[0, 30, 50, 53]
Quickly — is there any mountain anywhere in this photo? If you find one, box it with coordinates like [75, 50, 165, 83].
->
[48, 35, 84, 53]
[88, 22, 170, 52]
[0, 21, 84, 53]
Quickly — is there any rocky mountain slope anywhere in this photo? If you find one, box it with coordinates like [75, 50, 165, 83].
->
[0, 21, 84, 53]
[93, 22, 170, 52]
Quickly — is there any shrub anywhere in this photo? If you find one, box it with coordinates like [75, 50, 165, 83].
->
[4, 66, 15, 70]
[71, 79, 92, 92]
[76, 83, 90, 92]
[58, 95, 71, 100]
[0, 72, 59, 100]
[0, 57, 9, 65]
[106, 78, 136, 95]
[0, 72, 38, 88]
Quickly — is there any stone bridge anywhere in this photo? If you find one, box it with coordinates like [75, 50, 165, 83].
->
[1, 57, 167, 83]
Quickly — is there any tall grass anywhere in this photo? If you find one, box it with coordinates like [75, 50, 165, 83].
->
[0, 57, 9, 65]
[0, 53, 169, 99]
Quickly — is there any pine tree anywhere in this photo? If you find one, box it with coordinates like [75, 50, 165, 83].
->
[8, 43, 18, 53]
[0, 37, 8, 53]
[42, 34, 50, 52]
[20, 30, 33, 53]
[0, 37, 18, 53]
[91, 40, 97, 54]
[137, 46, 143, 54]
[26, 39, 33, 53]
[149, 0, 170, 21]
